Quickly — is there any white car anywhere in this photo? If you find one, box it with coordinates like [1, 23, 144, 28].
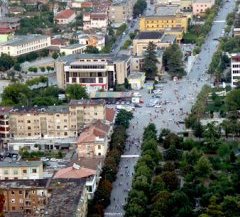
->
[155, 104, 161, 108]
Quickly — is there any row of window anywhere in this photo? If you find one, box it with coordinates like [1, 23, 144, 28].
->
[3, 168, 37, 175]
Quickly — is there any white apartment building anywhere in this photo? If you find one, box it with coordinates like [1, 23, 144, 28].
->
[56, 54, 131, 92]
[231, 54, 240, 88]
[0, 35, 51, 57]
[60, 44, 86, 55]
[83, 13, 108, 31]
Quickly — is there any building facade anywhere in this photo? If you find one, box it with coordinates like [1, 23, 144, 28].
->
[83, 13, 108, 31]
[192, 0, 215, 15]
[139, 14, 188, 32]
[55, 54, 131, 91]
[8, 101, 106, 140]
[60, 44, 86, 55]
[77, 120, 110, 158]
[108, 0, 136, 27]
[0, 35, 51, 57]
[0, 161, 43, 180]
[231, 54, 240, 88]
[55, 9, 76, 24]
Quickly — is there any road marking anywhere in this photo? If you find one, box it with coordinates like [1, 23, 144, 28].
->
[121, 155, 140, 158]
[105, 213, 123, 216]
[213, 20, 226, 23]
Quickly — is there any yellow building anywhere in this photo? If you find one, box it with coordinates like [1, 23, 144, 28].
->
[139, 14, 188, 33]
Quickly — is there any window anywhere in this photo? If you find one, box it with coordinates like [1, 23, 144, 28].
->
[32, 169, 37, 173]
[27, 120, 31, 123]
[64, 132, 68, 136]
[98, 145, 101, 149]
[11, 199, 15, 203]
[23, 169, 27, 174]
[11, 191, 15, 195]
[19, 190, 22, 194]
[57, 126, 60, 129]
[12, 206, 15, 211]
[99, 78, 103, 83]
[28, 126, 31, 130]
[28, 133, 31, 136]
[98, 153, 101, 156]
[13, 170, 18, 175]
[4, 170, 8, 175]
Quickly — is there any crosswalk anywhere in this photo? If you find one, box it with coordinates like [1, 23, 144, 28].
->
[121, 155, 140, 158]
[213, 20, 226, 23]
[105, 213, 123, 216]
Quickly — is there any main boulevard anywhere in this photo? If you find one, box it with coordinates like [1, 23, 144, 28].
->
[104, 1, 235, 216]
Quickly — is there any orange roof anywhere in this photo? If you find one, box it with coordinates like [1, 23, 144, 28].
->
[55, 9, 75, 20]
[81, 1, 93, 8]
[77, 120, 110, 143]
[90, 13, 107, 20]
[106, 108, 115, 122]
[54, 165, 96, 179]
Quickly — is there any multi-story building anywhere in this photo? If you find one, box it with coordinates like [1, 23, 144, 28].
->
[83, 12, 108, 31]
[55, 53, 131, 92]
[1, 179, 88, 217]
[0, 161, 43, 180]
[192, 0, 215, 15]
[1, 179, 50, 215]
[0, 107, 11, 145]
[69, 99, 106, 132]
[139, 14, 188, 32]
[231, 54, 240, 88]
[133, 31, 176, 56]
[108, 0, 136, 27]
[77, 120, 111, 158]
[60, 44, 86, 55]
[55, 9, 76, 25]
[9, 101, 106, 140]
[0, 35, 51, 57]
[77, 33, 105, 50]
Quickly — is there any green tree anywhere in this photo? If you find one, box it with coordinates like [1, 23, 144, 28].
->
[133, 0, 147, 18]
[225, 89, 240, 111]
[52, 52, 59, 59]
[65, 84, 88, 100]
[84, 46, 99, 54]
[14, 63, 21, 71]
[2, 83, 31, 106]
[207, 196, 224, 217]
[163, 44, 186, 78]
[115, 110, 133, 128]
[0, 54, 15, 71]
[194, 156, 212, 178]
[161, 171, 179, 191]
[143, 42, 159, 79]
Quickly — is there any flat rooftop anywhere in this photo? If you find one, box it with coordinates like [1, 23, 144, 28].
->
[69, 99, 106, 106]
[155, 5, 180, 16]
[0, 161, 42, 168]
[0, 34, 49, 47]
[61, 44, 86, 50]
[161, 34, 176, 43]
[45, 179, 86, 217]
[89, 91, 132, 99]
[0, 179, 48, 189]
[136, 31, 163, 40]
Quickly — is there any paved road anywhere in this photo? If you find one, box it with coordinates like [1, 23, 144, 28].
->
[104, 1, 235, 216]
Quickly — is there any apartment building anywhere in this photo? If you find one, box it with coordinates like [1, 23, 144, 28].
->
[1, 179, 88, 217]
[139, 14, 188, 32]
[77, 120, 111, 158]
[0, 34, 51, 57]
[55, 9, 76, 25]
[231, 54, 240, 88]
[77, 33, 105, 50]
[108, 0, 135, 27]
[55, 53, 131, 91]
[83, 12, 108, 31]
[133, 31, 176, 56]
[1, 179, 50, 215]
[0, 161, 43, 180]
[69, 99, 106, 131]
[8, 101, 106, 140]
[192, 0, 215, 15]
[0, 107, 11, 145]
[60, 44, 86, 55]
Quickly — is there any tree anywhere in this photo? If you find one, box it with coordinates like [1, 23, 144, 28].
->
[115, 110, 133, 128]
[52, 52, 59, 59]
[124, 78, 131, 90]
[133, 0, 147, 18]
[2, 83, 31, 106]
[143, 42, 159, 79]
[163, 44, 186, 78]
[65, 84, 88, 100]
[14, 63, 21, 71]
[207, 196, 224, 217]
[194, 156, 212, 178]
[161, 171, 179, 191]
[164, 145, 180, 161]
[40, 66, 45, 72]
[225, 89, 240, 111]
[84, 46, 99, 54]
[0, 54, 15, 71]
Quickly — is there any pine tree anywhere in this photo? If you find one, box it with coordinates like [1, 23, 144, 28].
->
[143, 42, 159, 80]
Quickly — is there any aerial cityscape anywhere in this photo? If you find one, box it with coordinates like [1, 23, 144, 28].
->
[0, 0, 239, 216]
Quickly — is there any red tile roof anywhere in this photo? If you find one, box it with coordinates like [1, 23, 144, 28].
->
[81, 1, 93, 8]
[0, 28, 14, 34]
[54, 165, 96, 179]
[106, 108, 115, 123]
[77, 120, 110, 143]
[55, 9, 75, 20]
